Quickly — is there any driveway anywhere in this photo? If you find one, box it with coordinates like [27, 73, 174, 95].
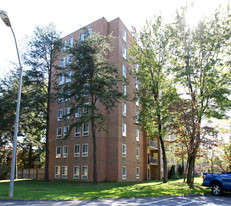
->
[0, 195, 230, 205]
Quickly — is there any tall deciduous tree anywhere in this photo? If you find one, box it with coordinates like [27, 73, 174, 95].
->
[56, 30, 124, 184]
[169, 7, 231, 187]
[129, 16, 178, 183]
[23, 23, 61, 181]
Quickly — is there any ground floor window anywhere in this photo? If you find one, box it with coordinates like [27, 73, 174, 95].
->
[136, 167, 140, 179]
[82, 166, 88, 179]
[73, 166, 80, 179]
[62, 166, 67, 179]
[122, 166, 126, 180]
[55, 166, 60, 178]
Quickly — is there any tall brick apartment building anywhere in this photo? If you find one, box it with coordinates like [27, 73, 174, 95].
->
[48, 17, 161, 181]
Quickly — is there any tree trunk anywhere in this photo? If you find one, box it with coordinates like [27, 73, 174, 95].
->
[158, 115, 168, 183]
[28, 143, 33, 168]
[186, 155, 195, 188]
[45, 64, 52, 182]
[91, 108, 98, 184]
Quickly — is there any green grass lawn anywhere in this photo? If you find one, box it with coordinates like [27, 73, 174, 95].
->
[0, 177, 210, 200]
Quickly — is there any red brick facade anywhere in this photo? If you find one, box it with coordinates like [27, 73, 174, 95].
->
[48, 17, 161, 181]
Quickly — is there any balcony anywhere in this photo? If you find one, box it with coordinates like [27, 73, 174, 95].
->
[148, 138, 158, 150]
[148, 157, 158, 165]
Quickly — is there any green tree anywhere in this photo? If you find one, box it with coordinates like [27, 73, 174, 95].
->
[56, 30, 124, 184]
[129, 16, 178, 183]
[23, 23, 61, 181]
[169, 7, 231, 187]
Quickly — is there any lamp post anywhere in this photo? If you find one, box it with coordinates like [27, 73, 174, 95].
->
[0, 10, 23, 197]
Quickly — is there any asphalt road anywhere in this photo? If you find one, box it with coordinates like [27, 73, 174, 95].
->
[0, 195, 231, 206]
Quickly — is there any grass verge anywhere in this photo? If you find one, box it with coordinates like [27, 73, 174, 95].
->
[0, 177, 210, 200]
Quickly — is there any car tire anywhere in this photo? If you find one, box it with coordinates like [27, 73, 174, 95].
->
[212, 182, 223, 196]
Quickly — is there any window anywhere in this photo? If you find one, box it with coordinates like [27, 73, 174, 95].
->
[63, 145, 68, 158]
[84, 84, 89, 96]
[55, 166, 60, 178]
[58, 109, 63, 121]
[67, 55, 72, 65]
[82, 166, 88, 179]
[60, 57, 65, 68]
[136, 64, 139, 73]
[65, 90, 71, 101]
[136, 167, 140, 179]
[136, 112, 139, 123]
[68, 38, 73, 48]
[62, 166, 67, 179]
[58, 96, 64, 104]
[136, 79, 139, 90]
[136, 95, 139, 106]
[122, 103, 126, 117]
[136, 148, 139, 160]
[122, 123, 126, 137]
[64, 107, 70, 119]
[123, 29, 126, 42]
[87, 28, 92, 39]
[123, 64, 126, 78]
[82, 144, 88, 157]
[122, 144, 126, 158]
[123, 84, 126, 96]
[57, 127, 62, 139]
[59, 74, 65, 85]
[123, 47, 126, 59]
[83, 103, 89, 115]
[75, 106, 81, 117]
[136, 129, 139, 142]
[62, 41, 66, 52]
[83, 123, 89, 136]
[75, 125, 81, 137]
[73, 166, 80, 179]
[64, 126, 69, 136]
[79, 33, 84, 41]
[56, 146, 61, 158]
[122, 166, 126, 180]
[74, 144, 80, 157]
[66, 71, 71, 83]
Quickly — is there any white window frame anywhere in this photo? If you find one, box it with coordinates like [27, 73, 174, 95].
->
[122, 144, 126, 158]
[58, 109, 63, 121]
[63, 145, 68, 158]
[123, 29, 126, 42]
[83, 123, 89, 136]
[57, 127, 62, 139]
[79, 33, 84, 41]
[67, 55, 72, 65]
[73, 166, 80, 179]
[75, 106, 81, 117]
[66, 71, 71, 83]
[65, 90, 71, 101]
[87, 28, 92, 39]
[55, 166, 60, 178]
[64, 107, 70, 119]
[58, 97, 64, 104]
[64, 126, 69, 136]
[84, 84, 89, 96]
[56, 146, 61, 158]
[59, 73, 65, 85]
[122, 103, 126, 117]
[136, 95, 139, 106]
[136, 112, 139, 123]
[74, 144, 80, 157]
[62, 41, 66, 52]
[68, 38, 73, 48]
[122, 166, 126, 180]
[123, 64, 126, 78]
[136, 79, 139, 90]
[82, 143, 88, 157]
[61, 57, 65, 68]
[123, 84, 126, 96]
[136, 148, 139, 160]
[122, 123, 126, 137]
[83, 102, 89, 115]
[136, 129, 139, 142]
[62, 166, 67, 179]
[81, 166, 88, 179]
[136, 63, 139, 73]
[123, 47, 126, 59]
[136, 167, 140, 179]
[75, 125, 81, 137]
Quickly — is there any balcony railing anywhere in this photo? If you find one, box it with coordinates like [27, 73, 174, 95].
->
[148, 157, 158, 165]
[148, 139, 158, 149]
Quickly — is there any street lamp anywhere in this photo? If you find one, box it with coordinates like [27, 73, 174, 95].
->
[0, 10, 23, 197]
